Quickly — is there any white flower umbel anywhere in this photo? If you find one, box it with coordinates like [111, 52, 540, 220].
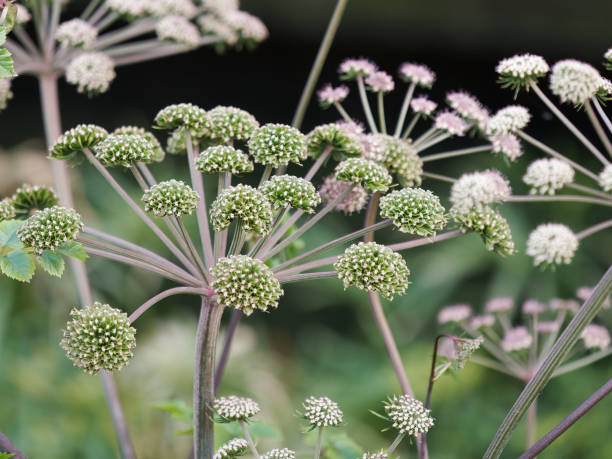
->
[490, 133, 523, 162]
[66, 52, 116, 96]
[437, 304, 472, 324]
[384, 395, 434, 436]
[526, 223, 578, 267]
[302, 396, 343, 427]
[486, 106, 531, 135]
[56, 19, 98, 48]
[434, 112, 468, 136]
[214, 438, 249, 459]
[223, 10, 269, 42]
[261, 449, 296, 459]
[522, 300, 546, 315]
[338, 58, 377, 79]
[496, 54, 549, 91]
[598, 164, 612, 192]
[470, 315, 495, 329]
[198, 15, 239, 45]
[317, 84, 349, 107]
[146, 0, 198, 18]
[398, 62, 435, 87]
[156, 15, 200, 47]
[450, 169, 511, 213]
[106, 0, 148, 18]
[501, 326, 532, 352]
[214, 395, 260, 421]
[580, 324, 611, 350]
[523, 158, 575, 195]
[446, 91, 489, 129]
[366, 71, 395, 92]
[550, 59, 603, 105]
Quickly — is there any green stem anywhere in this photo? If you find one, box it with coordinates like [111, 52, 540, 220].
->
[402, 113, 421, 139]
[506, 195, 612, 207]
[422, 145, 491, 162]
[357, 76, 378, 133]
[386, 432, 406, 456]
[576, 219, 612, 240]
[552, 347, 612, 378]
[314, 426, 324, 459]
[526, 398, 537, 449]
[585, 99, 612, 159]
[377, 91, 387, 134]
[334, 102, 353, 123]
[239, 420, 260, 459]
[394, 82, 416, 137]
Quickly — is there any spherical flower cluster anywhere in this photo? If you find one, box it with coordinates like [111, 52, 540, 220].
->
[106, 0, 148, 18]
[398, 63, 435, 87]
[307, 123, 364, 159]
[486, 106, 531, 135]
[384, 395, 434, 436]
[334, 158, 392, 193]
[214, 438, 248, 459]
[496, 54, 550, 90]
[334, 242, 410, 300]
[485, 297, 514, 313]
[210, 184, 273, 235]
[437, 304, 472, 324]
[154, 103, 211, 137]
[434, 112, 469, 136]
[11, 184, 59, 218]
[166, 128, 187, 154]
[56, 19, 98, 48]
[196, 145, 253, 174]
[302, 396, 343, 427]
[490, 133, 523, 162]
[260, 175, 320, 213]
[338, 58, 377, 79]
[18, 206, 83, 255]
[580, 324, 611, 350]
[450, 170, 511, 213]
[112, 126, 165, 162]
[317, 84, 349, 108]
[526, 223, 578, 267]
[200, 0, 240, 16]
[66, 52, 116, 96]
[223, 10, 269, 43]
[366, 71, 394, 92]
[211, 255, 283, 315]
[207, 106, 259, 143]
[142, 180, 199, 217]
[60, 302, 136, 375]
[446, 92, 489, 129]
[598, 164, 612, 192]
[537, 321, 560, 334]
[198, 14, 239, 45]
[577, 286, 611, 309]
[523, 158, 574, 195]
[501, 326, 532, 352]
[213, 395, 260, 421]
[549, 298, 580, 313]
[248, 124, 307, 167]
[261, 449, 296, 459]
[50, 124, 109, 161]
[93, 134, 154, 167]
[364, 134, 423, 187]
[147, 0, 198, 17]
[0, 199, 16, 221]
[550, 59, 603, 105]
[0, 79, 12, 111]
[522, 300, 546, 315]
[156, 15, 200, 47]
[470, 315, 495, 329]
[318, 176, 369, 215]
[452, 206, 515, 256]
[410, 96, 437, 116]
[379, 187, 446, 236]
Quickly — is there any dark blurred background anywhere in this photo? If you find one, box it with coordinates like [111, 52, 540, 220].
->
[1, 1, 611, 458]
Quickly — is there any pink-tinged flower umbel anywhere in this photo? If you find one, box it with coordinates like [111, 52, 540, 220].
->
[398, 62, 436, 87]
[410, 96, 437, 116]
[317, 84, 349, 108]
[434, 112, 469, 136]
[366, 71, 395, 92]
[338, 58, 377, 79]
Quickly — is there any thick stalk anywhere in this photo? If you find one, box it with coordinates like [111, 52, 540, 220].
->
[414, 132, 452, 153]
[177, 218, 209, 280]
[483, 265, 612, 459]
[357, 76, 378, 133]
[422, 145, 491, 162]
[566, 182, 612, 200]
[291, 0, 349, 129]
[585, 100, 612, 158]
[257, 210, 304, 257]
[526, 398, 537, 449]
[214, 309, 242, 392]
[314, 427, 324, 459]
[278, 271, 336, 284]
[239, 421, 260, 459]
[394, 82, 416, 137]
[551, 347, 612, 378]
[193, 300, 224, 459]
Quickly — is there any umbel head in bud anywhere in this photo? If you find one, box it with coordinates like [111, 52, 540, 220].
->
[66, 52, 116, 96]
[142, 180, 200, 217]
[213, 395, 260, 422]
[366, 134, 423, 187]
[154, 103, 212, 138]
[261, 449, 296, 459]
[93, 134, 154, 167]
[0, 198, 16, 221]
[307, 123, 364, 160]
[379, 187, 446, 236]
[10, 184, 59, 218]
[211, 184, 273, 235]
[18, 206, 83, 255]
[334, 242, 410, 300]
[211, 255, 283, 315]
[334, 158, 392, 193]
[383, 395, 434, 436]
[247, 123, 307, 167]
[496, 54, 549, 95]
[526, 223, 578, 268]
[206, 106, 259, 143]
[214, 438, 249, 459]
[452, 205, 515, 256]
[260, 175, 321, 213]
[113, 126, 165, 162]
[302, 396, 343, 428]
[60, 302, 136, 375]
[50, 124, 109, 162]
[196, 145, 254, 175]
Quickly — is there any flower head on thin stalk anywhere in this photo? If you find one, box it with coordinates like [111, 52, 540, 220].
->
[598, 164, 612, 192]
[106, 0, 149, 18]
[486, 105, 531, 135]
[196, 145, 254, 174]
[318, 176, 369, 215]
[0, 199, 16, 221]
[410, 96, 437, 116]
[450, 170, 511, 213]
[522, 300, 546, 315]
[156, 15, 200, 47]
[222, 10, 269, 44]
[198, 15, 239, 46]
[501, 326, 533, 352]
[56, 19, 98, 48]
[485, 297, 514, 313]
[334, 158, 392, 192]
[453, 336, 484, 370]
[154, 103, 212, 138]
[470, 315, 495, 329]
[580, 324, 611, 350]
[365, 134, 423, 187]
[112, 126, 165, 162]
[496, 54, 550, 94]
[15, 3, 31, 24]
[334, 242, 410, 300]
[526, 223, 578, 268]
[379, 187, 446, 236]
[206, 106, 259, 143]
[550, 59, 603, 106]
[383, 395, 434, 436]
[490, 133, 524, 162]
[434, 112, 469, 136]
[66, 52, 116, 96]
[248, 124, 307, 167]
[50, 124, 109, 161]
[537, 321, 560, 334]
[93, 134, 154, 167]
[213, 395, 260, 422]
[307, 123, 364, 159]
[142, 180, 200, 217]
[576, 286, 611, 309]
[18, 206, 83, 255]
[166, 128, 188, 155]
[212, 255, 283, 315]
[437, 304, 472, 324]
[214, 438, 249, 459]
[549, 298, 580, 313]
[60, 302, 136, 375]
[446, 91, 489, 130]
[302, 396, 343, 428]
[398, 62, 436, 88]
[10, 184, 59, 218]
[210, 184, 273, 235]
[260, 175, 321, 213]
[605, 48, 612, 70]
[261, 449, 296, 459]
[452, 206, 515, 256]
[0, 79, 13, 111]
[146, 0, 198, 17]
[338, 58, 377, 79]
[523, 158, 575, 195]
[317, 84, 349, 108]
[366, 71, 395, 93]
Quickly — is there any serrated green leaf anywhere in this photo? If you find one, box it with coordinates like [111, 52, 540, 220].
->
[37, 251, 65, 277]
[0, 4, 17, 46]
[0, 219, 24, 249]
[57, 240, 88, 261]
[0, 48, 15, 78]
[1, 250, 35, 282]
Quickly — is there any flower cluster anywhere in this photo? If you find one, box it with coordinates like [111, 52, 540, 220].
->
[366, 71, 395, 93]
[247, 124, 307, 167]
[437, 304, 472, 324]
[156, 15, 200, 47]
[210, 185, 273, 235]
[196, 145, 254, 174]
[10, 184, 59, 218]
[307, 123, 364, 159]
[93, 134, 154, 166]
[434, 112, 469, 136]
[317, 84, 349, 108]
[598, 164, 612, 192]
[550, 59, 603, 105]
[496, 54, 550, 91]
[142, 180, 200, 217]
[66, 52, 116, 95]
[260, 175, 321, 213]
[379, 187, 446, 236]
[526, 223, 578, 267]
[56, 19, 98, 48]
[112, 126, 165, 162]
[446, 91, 489, 129]
[18, 206, 83, 255]
[501, 326, 533, 352]
[60, 302, 136, 375]
[398, 62, 436, 87]
[366, 134, 423, 187]
[213, 395, 260, 422]
[154, 103, 211, 137]
[214, 438, 249, 459]
[490, 133, 523, 162]
[0, 199, 16, 220]
[334, 158, 392, 192]
[207, 106, 259, 143]
[383, 395, 434, 436]
[50, 124, 109, 161]
[302, 396, 344, 428]
[261, 449, 296, 459]
[410, 96, 437, 116]
[580, 324, 611, 350]
[338, 58, 377, 79]
[486, 106, 531, 135]
[523, 158, 575, 195]
[452, 205, 515, 256]
[318, 176, 369, 215]
[450, 170, 511, 213]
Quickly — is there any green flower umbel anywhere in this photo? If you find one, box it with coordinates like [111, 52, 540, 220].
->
[18, 206, 83, 255]
[93, 134, 154, 167]
[379, 187, 446, 236]
[334, 158, 392, 193]
[307, 123, 364, 159]
[206, 106, 259, 143]
[334, 242, 410, 300]
[142, 179, 200, 217]
[248, 123, 307, 167]
[210, 184, 273, 235]
[212, 255, 283, 315]
[452, 205, 515, 256]
[153, 103, 212, 138]
[112, 126, 165, 162]
[196, 145, 254, 175]
[302, 396, 343, 428]
[60, 302, 136, 375]
[260, 175, 321, 213]
[0, 198, 16, 221]
[50, 124, 108, 161]
[10, 184, 59, 218]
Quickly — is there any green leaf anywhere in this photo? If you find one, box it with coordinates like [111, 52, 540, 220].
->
[1, 250, 35, 282]
[0, 452, 16, 459]
[325, 431, 364, 459]
[0, 49, 16, 78]
[153, 399, 193, 424]
[57, 241, 88, 261]
[37, 251, 65, 277]
[0, 4, 18, 45]
[0, 219, 24, 249]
